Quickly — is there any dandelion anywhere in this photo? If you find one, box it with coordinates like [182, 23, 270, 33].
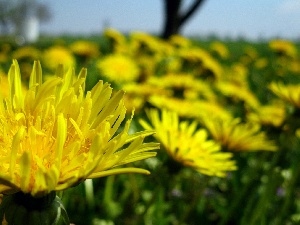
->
[0, 60, 158, 224]
[216, 81, 260, 109]
[69, 40, 99, 59]
[43, 46, 75, 71]
[140, 109, 237, 177]
[209, 41, 230, 59]
[200, 116, 277, 152]
[97, 54, 140, 84]
[269, 39, 297, 58]
[269, 82, 300, 108]
[247, 102, 286, 127]
[149, 95, 231, 120]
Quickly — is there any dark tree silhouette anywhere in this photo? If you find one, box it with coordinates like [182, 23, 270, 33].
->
[161, 0, 206, 39]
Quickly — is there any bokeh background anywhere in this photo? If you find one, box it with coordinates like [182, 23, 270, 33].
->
[1, 1, 300, 225]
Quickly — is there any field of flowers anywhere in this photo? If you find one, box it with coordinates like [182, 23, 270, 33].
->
[1, 29, 300, 225]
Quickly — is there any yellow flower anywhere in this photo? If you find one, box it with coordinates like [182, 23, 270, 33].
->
[12, 46, 41, 61]
[178, 48, 223, 79]
[69, 40, 99, 58]
[149, 95, 231, 120]
[169, 34, 191, 49]
[147, 73, 216, 101]
[103, 28, 127, 53]
[97, 54, 140, 84]
[247, 102, 286, 127]
[216, 81, 260, 109]
[140, 109, 236, 177]
[240, 46, 258, 65]
[210, 41, 229, 59]
[43, 46, 75, 71]
[269, 39, 297, 58]
[129, 32, 162, 56]
[0, 60, 158, 196]
[269, 82, 300, 108]
[122, 83, 172, 112]
[201, 116, 277, 152]
[254, 58, 268, 70]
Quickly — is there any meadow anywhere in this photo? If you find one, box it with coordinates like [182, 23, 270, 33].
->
[1, 29, 300, 225]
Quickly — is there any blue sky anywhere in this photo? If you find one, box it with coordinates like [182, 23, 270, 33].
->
[39, 0, 300, 40]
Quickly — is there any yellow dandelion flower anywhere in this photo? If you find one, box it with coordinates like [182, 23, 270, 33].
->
[12, 46, 41, 61]
[201, 116, 277, 152]
[129, 31, 163, 57]
[216, 81, 260, 109]
[122, 83, 172, 112]
[43, 46, 75, 71]
[169, 34, 191, 49]
[269, 39, 297, 58]
[104, 28, 126, 44]
[254, 58, 269, 70]
[178, 48, 223, 79]
[149, 95, 231, 120]
[240, 46, 259, 65]
[69, 40, 99, 58]
[140, 109, 236, 177]
[210, 41, 230, 59]
[0, 60, 158, 197]
[247, 102, 286, 127]
[147, 73, 216, 101]
[222, 63, 249, 87]
[97, 54, 140, 84]
[269, 82, 300, 108]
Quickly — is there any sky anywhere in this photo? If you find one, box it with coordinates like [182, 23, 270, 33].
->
[38, 0, 300, 40]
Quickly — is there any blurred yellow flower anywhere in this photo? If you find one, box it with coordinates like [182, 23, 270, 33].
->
[43, 46, 75, 71]
[269, 82, 300, 108]
[216, 81, 260, 109]
[254, 58, 268, 69]
[178, 48, 223, 79]
[0, 60, 158, 196]
[104, 28, 127, 53]
[70, 40, 99, 58]
[140, 109, 236, 177]
[130, 31, 162, 56]
[97, 54, 140, 84]
[201, 116, 277, 152]
[149, 96, 231, 120]
[210, 41, 230, 59]
[122, 83, 171, 112]
[240, 46, 258, 65]
[12, 46, 41, 61]
[269, 39, 297, 58]
[148, 73, 216, 101]
[247, 103, 286, 127]
[169, 34, 191, 49]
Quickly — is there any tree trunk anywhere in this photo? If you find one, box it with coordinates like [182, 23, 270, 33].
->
[161, 0, 181, 39]
[161, 0, 206, 39]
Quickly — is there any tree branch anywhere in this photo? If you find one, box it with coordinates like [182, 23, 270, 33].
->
[179, 0, 206, 26]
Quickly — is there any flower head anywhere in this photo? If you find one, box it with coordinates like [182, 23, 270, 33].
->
[269, 82, 300, 108]
[140, 109, 236, 177]
[97, 54, 140, 84]
[0, 60, 158, 196]
[43, 46, 75, 71]
[269, 39, 297, 58]
[200, 116, 277, 152]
